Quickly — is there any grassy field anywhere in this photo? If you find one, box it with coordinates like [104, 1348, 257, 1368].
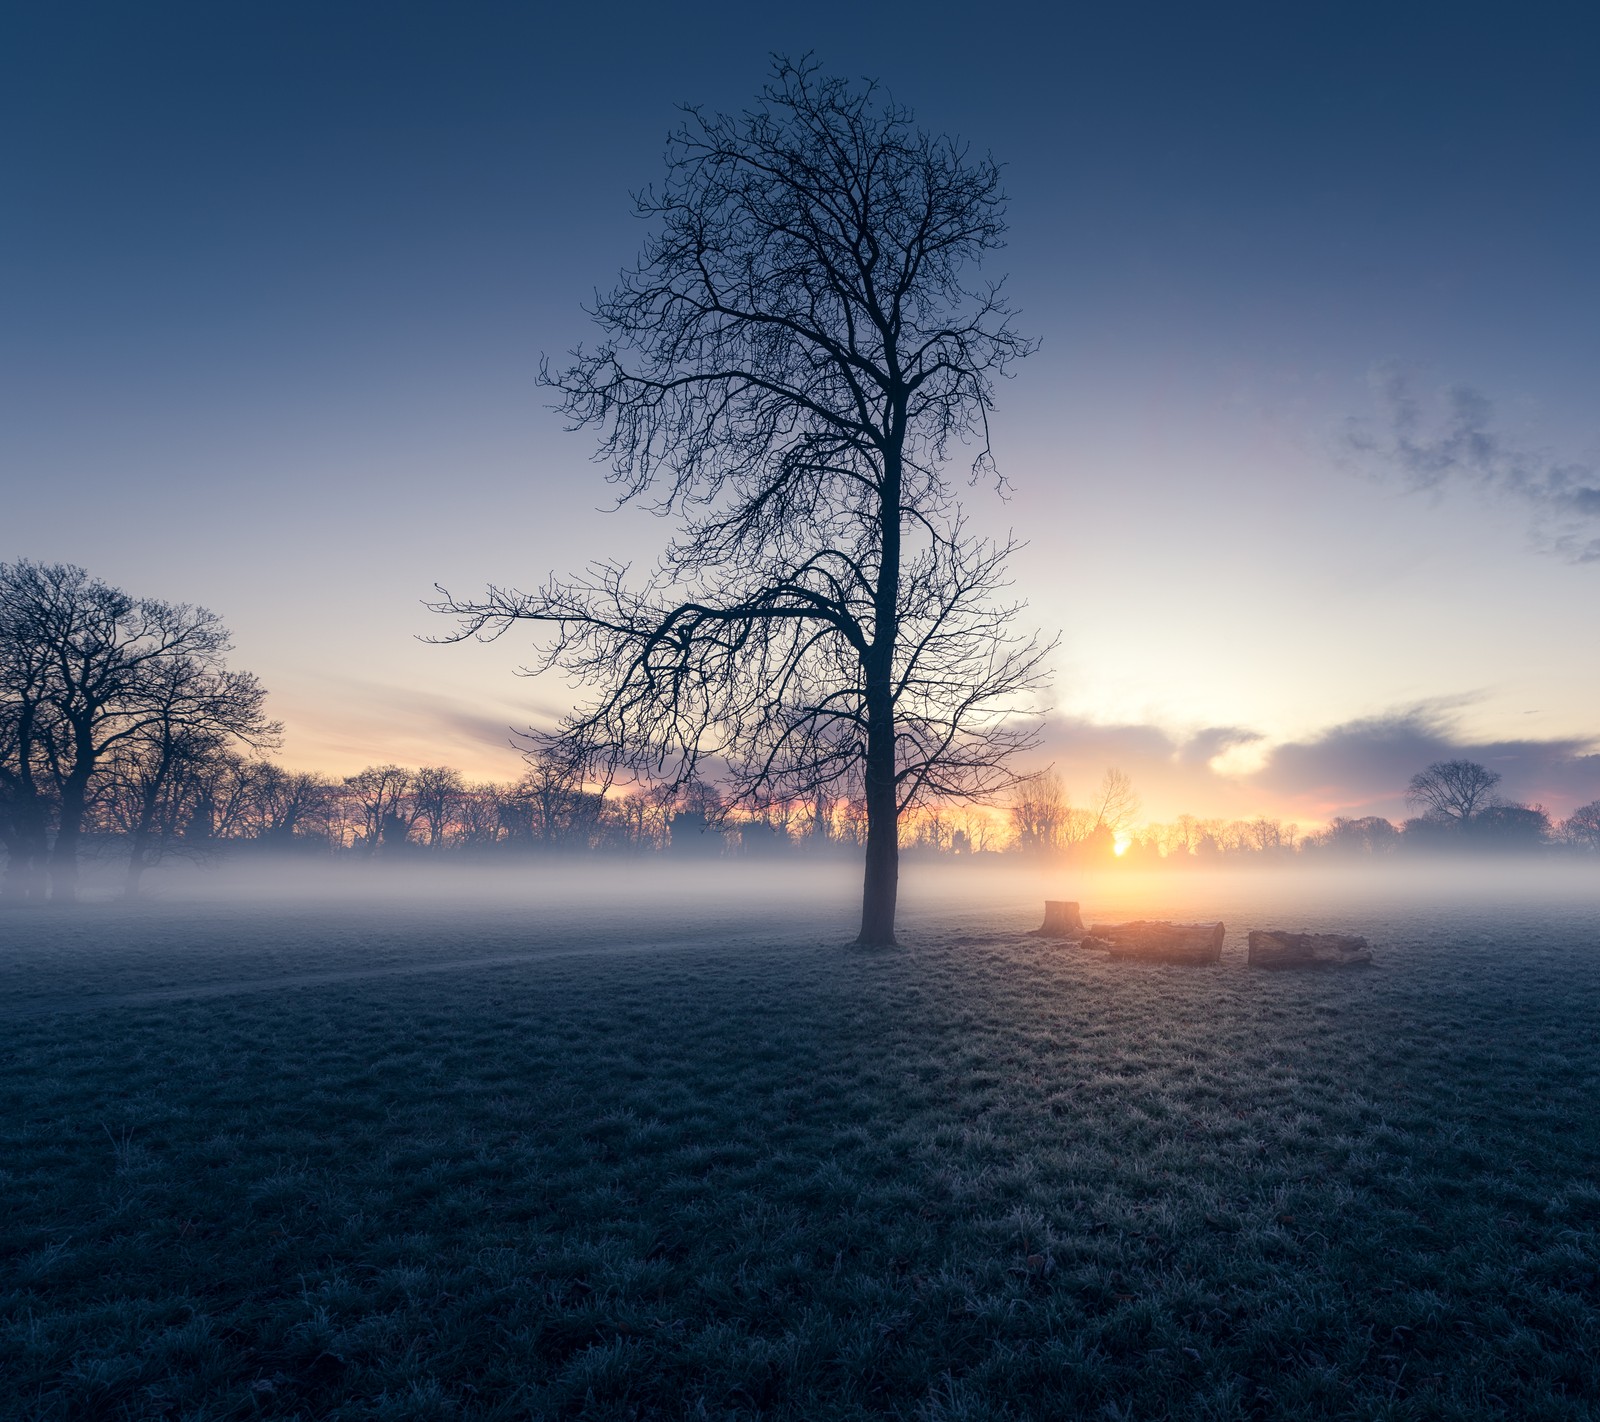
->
[3, 868, 1599, 1419]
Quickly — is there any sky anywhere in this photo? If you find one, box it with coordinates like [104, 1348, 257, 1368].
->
[4, 0, 1598, 825]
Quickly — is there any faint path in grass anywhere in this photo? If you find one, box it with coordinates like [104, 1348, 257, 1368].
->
[0, 930, 800, 1021]
[0, 881, 1042, 1021]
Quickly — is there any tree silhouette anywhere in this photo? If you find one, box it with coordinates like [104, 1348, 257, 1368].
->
[1, 561, 274, 902]
[1470, 802, 1550, 849]
[432, 59, 1049, 943]
[107, 653, 277, 895]
[1562, 801, 1600, 850]
[343, 765, 415, 853]
[1405, 759, 1501, 822]
[1008, 772, 1070, 855]
[236, 762, 333, 845]
[412, 765, 466, 849]
[1087, 768, 1140, 835]
[0, 565, 55, 899]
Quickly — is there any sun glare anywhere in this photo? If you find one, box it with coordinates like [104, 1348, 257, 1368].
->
[1113, 831, 1132, 856]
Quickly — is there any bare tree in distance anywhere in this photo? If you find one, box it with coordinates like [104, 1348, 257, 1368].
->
[1406, 759, 1501, 822]
[1088, 768, 1140, 835]
[1562, 801, 1600, 850]
[0, 560, 275, 902]
[109, 653, 278, 895]
[0, 565, 56, 899]
[1008, 771, 1069, 854]
[237, 762, 334, 845]
[412, 765, 467, 849]
[515, 751, 611, 849]
[432, 58, 1051, 944]
[344, 765, 416, 853]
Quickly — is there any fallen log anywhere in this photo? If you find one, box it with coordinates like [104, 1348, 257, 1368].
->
[1083, 920, 1224, 964]
[1247, 930, 1372, 969]
[1030, 900, 1085, 938]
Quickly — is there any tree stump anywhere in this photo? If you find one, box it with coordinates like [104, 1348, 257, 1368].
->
[1247, 930, 1372, 969]
[1030, 900, 1085, 938]
[1083, 920, 1224, 964]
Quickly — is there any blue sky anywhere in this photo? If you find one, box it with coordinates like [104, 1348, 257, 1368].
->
[4, 1, 1597, 821]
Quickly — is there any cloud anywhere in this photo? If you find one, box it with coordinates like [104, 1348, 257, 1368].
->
[275, 676, 547, 780]
[1178, 725, 1264, 768]
[276, 674, 1600, 822]
[1035, 703, 1600, 824]
[1033, 717, 1283, 822]
[1342, 363, 1600, 561]
[1259, 706, 1600, 819]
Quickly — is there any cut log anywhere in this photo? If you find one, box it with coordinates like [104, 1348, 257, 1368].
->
[1247, 930, 1372, 969]
[1083, 920, 1224, 964]
[1030, 900, 1085, 938]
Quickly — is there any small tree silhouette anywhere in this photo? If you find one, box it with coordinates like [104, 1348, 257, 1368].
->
[1405, 760, 1501, 822]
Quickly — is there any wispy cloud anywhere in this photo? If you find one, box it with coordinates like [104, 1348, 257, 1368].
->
[274, 675, 547, 779]
[1342, 363, 1600, 561]
[1252, 704, 1600, 818]
[1036, 703, 1600, 823]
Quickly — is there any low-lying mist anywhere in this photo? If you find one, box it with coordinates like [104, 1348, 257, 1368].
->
[25, 847, 1600, 935]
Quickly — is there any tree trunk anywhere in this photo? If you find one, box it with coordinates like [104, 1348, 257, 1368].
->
[858, 739, 899, 945]
[1085, 920, 1224, 964]
[1031, 900, 1084, 938]
[49, 784, 86, 904]
[1247, 930, 1372, 969]
[124, 841, 150, 898]
[857, 642, 901, 943]
[124, 785, 161, 899]
[857, 434, 904, 947]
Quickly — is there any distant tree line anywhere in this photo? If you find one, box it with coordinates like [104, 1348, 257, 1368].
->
[1291, 759, 1600, 859]
[0, 746, 916, 869]
[8, 562, 1600, 898]
[1036, 754, 1600, 863]
[14, 730, 1595, 894]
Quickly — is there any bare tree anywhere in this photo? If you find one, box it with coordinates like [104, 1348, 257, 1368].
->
[185, 752, 252, 841]
[109, 655, 277, 894]
[1087, 768, 1140, 836]
[431, 60, 1048, 945]
[514, 752, 608, 848]
[955, 806, 997, 853]
[910, 806, 951, 853]
[0, 564, 56, 900]
[411, 765, 466, 849]
[1406, 759, 1501, 822]
[664, 779, 727, 855]
[344, 765, 415, 852]
[1470, 802, 1551, 848]
[1246, 818, 1285, 852]
[0, 561, 271, 901]
[1307, 816, 1400, 855]
[1169, 814, 1201, 857]
[799, 789, 838, 848]
[1561, 801, 1600, 851]
[454, 781, 507, 847]
[1219, 820, 1253, 854]
[611, 787, 667, 850]
[1008, 771, 1069, 854]
[239, 763, 333, 844]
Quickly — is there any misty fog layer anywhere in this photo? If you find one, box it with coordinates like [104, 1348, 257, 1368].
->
[7, 857, 1597, 1019]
